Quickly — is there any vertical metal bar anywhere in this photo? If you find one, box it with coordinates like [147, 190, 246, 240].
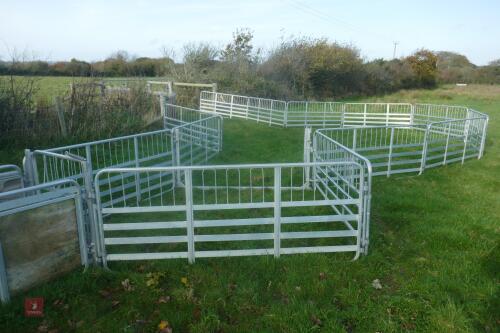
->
[420, 125, 430, 174]
[462, 119, 470, 164]
[273, 167, 281, 258]
[323, 103, 327, 128]
[246, 97, 250, 119]
[133, 137, 141, 203]
[174, 129, 182, 185]
[93, 172, 107, 268]
[0, 241, 10, 303]
[363, 104, 367, 126]
[230, 95, 234, 119]
[305, 102, 308, 127]
[303, 127, 312, 188]
[386, 104, 390, 126]
[213, 92, 218, 114]
[353, 167, 364, 260]
[363, 167, 372, 255]
[82, 160, 100, 263]
[443, 122, 451, 165]
[341, 103, 345, 127]
[479, 117, 488, 159]
[159, 94, 166, 117]
[42, 155, 48, 183]
[184, 169, 195, 264]
[387, 127, 394, 177]
[312, 135, 318, 191]
[270, 100, 274, 126]
[74, 191, 89, 267]
[257, 98, 261, 122]
[352, 128, 357, 150]
[23, 149, 35, 187]
[284, 102, 288, 127]
[30, 153, 40, 186]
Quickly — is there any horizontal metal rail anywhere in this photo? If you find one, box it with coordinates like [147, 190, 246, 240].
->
[199, 92, 488, 161]
[94, 161, 368, 265]
[0, 165, 24, 196]
[0, 179, 88, 303]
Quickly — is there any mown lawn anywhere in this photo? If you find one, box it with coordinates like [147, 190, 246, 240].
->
[0, 85, 498, 332]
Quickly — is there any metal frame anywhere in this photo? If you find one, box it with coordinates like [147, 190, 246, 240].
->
[200, 91, 287, 126]
[19, 104, 223, 264]
[199, 92, 489, 160]
[314, 118, 487, 177]
[0, 165, 24, 196]
[0, 92, 488, 272]
[0, 179, 88, 303]
[94, 161, 369, 265]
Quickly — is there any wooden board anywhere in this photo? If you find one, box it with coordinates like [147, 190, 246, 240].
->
[0, 199, 81, 294]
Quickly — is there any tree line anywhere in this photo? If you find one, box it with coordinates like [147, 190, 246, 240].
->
[1, 29, 499, 100]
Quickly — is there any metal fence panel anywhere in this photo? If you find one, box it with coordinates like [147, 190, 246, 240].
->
[94, 162, 367, 265]
[0, 180, 87, 303]
[0, 165, 24, 199]
[200, 91, 286, 126]
[287, 101, 343, 127]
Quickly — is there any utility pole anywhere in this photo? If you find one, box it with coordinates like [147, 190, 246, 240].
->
[392, 41, 399, 59]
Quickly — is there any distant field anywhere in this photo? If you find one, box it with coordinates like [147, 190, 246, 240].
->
[0, 84, 498, 332]
[1, 76, 80, 100]
[0, 75, 168, 100]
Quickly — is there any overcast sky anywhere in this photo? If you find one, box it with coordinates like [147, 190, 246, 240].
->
[1, 0, 499, 65]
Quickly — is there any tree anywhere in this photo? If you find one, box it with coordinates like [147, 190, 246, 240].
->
[306, 40, 364, 98]
[488, 59, 500, 67]
[435, 51, 475, 83]
[221, 28, 258, 64]
[261, 37, 365, 98]
[101, 50, 131, 76]
[406, 49, 438, 88]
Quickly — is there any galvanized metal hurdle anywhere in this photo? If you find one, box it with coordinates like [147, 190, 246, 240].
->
[0, 165, 24, 197]
[287, 101, 343, 127]
[20, 105, 224, 265]
[315, 126, 428, 176]
[24, 107, 223, 203]
[1, 92, 489, 271]
[94, 161, 368, 265]
[311, 131, 372, 253]
[164, 103, 218, 130]
[313, 119, 488, 178]
[24, 129, 176, 208]
[0, 179, 88, 303]
[198, 91, 489, 149]
[200, 91, 287, 126]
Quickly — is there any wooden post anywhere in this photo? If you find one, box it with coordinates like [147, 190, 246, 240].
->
[54, 97, 68, 138]
[159, 94, 166, 117]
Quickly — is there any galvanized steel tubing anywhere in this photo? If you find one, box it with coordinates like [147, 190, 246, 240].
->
[200, 91, 488, 171]
[94, 161, 368, 265]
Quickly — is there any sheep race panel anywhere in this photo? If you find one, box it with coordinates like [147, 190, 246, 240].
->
[11, 93, 488, 267]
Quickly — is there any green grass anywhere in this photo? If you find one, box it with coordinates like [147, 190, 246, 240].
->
[1, 76, 162, 101]
[0, 84, 499, 332]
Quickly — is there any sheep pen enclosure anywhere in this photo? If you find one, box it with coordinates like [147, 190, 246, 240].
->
[0, 84, 497, 332]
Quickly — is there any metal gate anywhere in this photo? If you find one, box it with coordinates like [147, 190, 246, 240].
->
[94, 162, 369, 266]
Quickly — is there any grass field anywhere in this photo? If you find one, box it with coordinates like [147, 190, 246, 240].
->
[3, 76, 160, 101]
[0, 84, 499, 332]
